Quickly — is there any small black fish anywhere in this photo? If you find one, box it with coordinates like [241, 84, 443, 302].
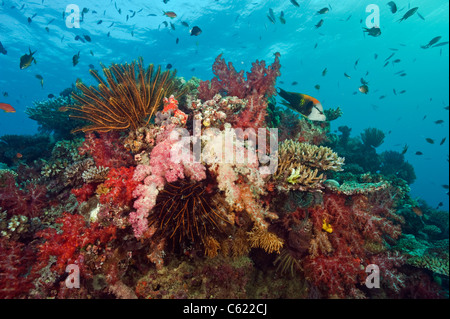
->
[317, 7, 329, 15]
[268, 8, 276, 23]
[379, 95, 386, 99]
[425, 138, 435, 144]
[83, 35, 92, 42]
[440, 137, 446, 145]
[292, 81, 298, 86]
[97, 20, 103, 25]
[27, 17, 32, 24]
[432, 41, 449, 48]
[176, 37, 179, 44]
[387, 1, 397, 14]
[190, 26, 202, 36]
[436, 202, 443, 209]
[363, 27, 381, 37]
[442, 184, 449, 189]
[354, 58, 360, 70]
[314, 84, 321, 90]
[401, 144, 408, 155]
[279, 11, 286, 24]
[181, 21, 189, 28]
[344, 73, 351, 79]
[0, 41, 7, 55]
[415, 151, 423, 156]
[166, 63, 172, 69]
[48, 94, 55, 99]
[435, 120, 444, 124]
[398, 7, 418, 22]
[322, 68, 327, 76]
[315, 19, 324, 28]
[421, 36, 442, 49]
[89, 64, 95, 69]
[290, 0, 300, 7]
[72, 51, 80, 66]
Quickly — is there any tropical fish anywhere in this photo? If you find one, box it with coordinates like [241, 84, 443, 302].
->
[436, 202, 443, 209]
[314, 84, 321, 90]
[359, 85, 369, 94]
[401, 144, 408, 155]
[363, 27, 381, 37]
[190, 26, 202, 36]
[317, 7, 329, 15]
[181, 21, 189, 28]
[267, 8, 276, 24]
[279, 11, 286, 24]
[344, 73, 351, 79]
[16, 153, 23, 159]
[398, 7, 418, 22]
[354, 58, 360, 70]
[292, 81, 298, 86]
[290, 0, 300, 7]
[440, 137, 446, 145]
[166, 63, 173, 69]
[322, 68, 327, 76]
[36, 74, 44, 88]
[0, 41, 7, 55]
[415, 151, 423, 155]
[412, 206, 423, 217]
[425, 138, 434, 144]
[387, 1, 397, 13]
[20, 48, 37, 69]
[442, 184, 449, 189]
[97, 20, 103, 24]
[72, 51, 80, 66]
[163, 11, 177, 18]
[435, 120, 444, 124]
[83, 35, 92, 42]
[0, 103, 16, 113]
[278, 88, 326, 121]
[432, 41, 449, 48]
[417, 12, 425, 20]
[421, 36, 442, 49]
[315, 19, 324, 28]
[48, 94, 55, 99]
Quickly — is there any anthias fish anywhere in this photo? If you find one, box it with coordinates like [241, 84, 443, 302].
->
[278, 88, 326, 121]
[0, 103, 16, 113]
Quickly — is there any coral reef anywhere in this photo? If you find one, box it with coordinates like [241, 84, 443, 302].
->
[0, 54, 447, 300]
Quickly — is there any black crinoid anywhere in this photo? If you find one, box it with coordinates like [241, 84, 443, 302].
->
[149, 178, 231, 251]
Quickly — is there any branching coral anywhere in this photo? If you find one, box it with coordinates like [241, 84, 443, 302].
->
[275, 139, 344, 190]
[247, 226, 284, 254]
[67, 58, 184, 133]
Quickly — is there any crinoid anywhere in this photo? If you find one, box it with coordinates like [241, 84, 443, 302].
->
[67, 58, 183, 133]
[149, 179, 230, 247]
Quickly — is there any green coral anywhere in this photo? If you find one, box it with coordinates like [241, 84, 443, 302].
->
[408, 254, 449, 277]
[26, 96, 86, 140]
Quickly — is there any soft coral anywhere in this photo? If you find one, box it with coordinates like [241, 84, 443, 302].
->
[0, 172, 48, 218]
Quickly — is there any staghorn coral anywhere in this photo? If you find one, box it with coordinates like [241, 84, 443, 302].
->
[323, 179, 389, 195]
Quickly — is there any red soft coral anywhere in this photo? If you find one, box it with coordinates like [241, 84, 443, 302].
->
[304, 193, 404, 297]
[0, 237, 36, 298]
[78, 132, 134, 168]
[36, 213, 116, 273]
[0, 172, 47, 218]
[99, 166, 138, 207]
[198, 53, 281, 101]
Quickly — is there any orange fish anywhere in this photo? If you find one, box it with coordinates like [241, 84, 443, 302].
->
[163, 11, 177, 18]
[16, 153, 23, 159]
[412, 206, 423, 217]
[0, 103, 16, 113]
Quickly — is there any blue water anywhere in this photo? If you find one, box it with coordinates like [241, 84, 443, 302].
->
[0, 0, 448, 209]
